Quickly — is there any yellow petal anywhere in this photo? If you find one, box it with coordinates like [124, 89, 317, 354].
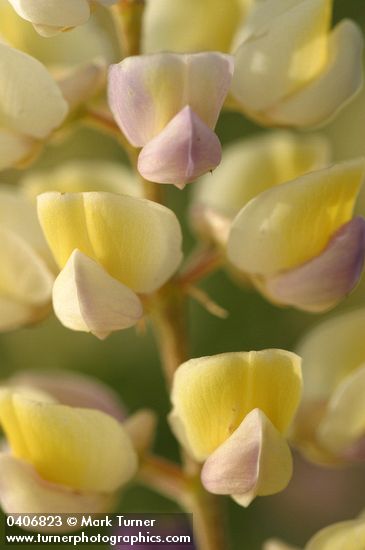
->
[143, 0, 251, 54]
[297, 308, 365, 401]
[37, 192, 183, 294]
[0, 42, 68, 139]
[52, 250, 143, 338]
[317, 364, 365, 456]
[193, 131, 330, 220]
[306, 519, 365, 550]
[202, 409, 293, 506]
[169, 350, 302, 461]
[231, 0, 332, 112]
[21, 161, 141, 199]
[0, 454, 112, 520]
[268, 20, 363, 128]
[0, 391, 137, 493]
[227, 160, 365, 277]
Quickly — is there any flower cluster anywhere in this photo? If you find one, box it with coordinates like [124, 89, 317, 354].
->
[0, 0, 365, 548]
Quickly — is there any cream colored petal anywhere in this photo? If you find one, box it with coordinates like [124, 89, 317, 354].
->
[193, 132, 331, 219]
[143, 0, 250, 54]
[37, 192, 183, 294]
[0, 43, 68, 139]
[108, 52, 233, 146]
[0, 454, 113, 522]
[297, 308, 365, 401]
[124, 410, 157, 455]
[0, 391, 138, 493]
[7, 0, 90, 29]
[227, 160, 365, 277]
[268, 20, 363, 128]
[57, 59, 106, 112]
[169, 350, 302, 461]
[306, 519, 365, 550]
[0, 188, 52, 256]
[8, 370, 126, 422]
[0, 130, 35, 171]
[317, 365, 365, 456]
[201, 409, 292, 506]
[0, 228, 54, 306]
[21, 161, 141, 199]
[52, 250, 143, 339]
[231, 0, 331, 112]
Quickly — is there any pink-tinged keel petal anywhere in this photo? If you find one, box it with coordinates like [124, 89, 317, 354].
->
[53, 250, 143, 339]
[0, 454, 112, 525]
[137, 106, 221, 188]
[108, 52, 233, 146]
[263, 217, 365, 313]
[201, 408, 292, 507]
[7, 370, 126, 422]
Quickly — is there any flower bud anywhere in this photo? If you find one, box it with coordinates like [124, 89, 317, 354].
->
[108, 53, 233, 188]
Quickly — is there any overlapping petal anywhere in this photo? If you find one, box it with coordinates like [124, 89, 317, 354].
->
[231, 0, 363, 128]
[142, 0, 252, 54]
[192, 132, 330, 233]
[108, 52, 233, 147]
[293, 308, 365, 464]
[0, 390, 137, 493]
[138, 107, 221, 187]
[201, 409, 292, 507]
[0, 42, 68, 139]
[52, 250, 143, 339]
[37, 192, 183, 294]
[0, 454, 112, 518]
[169, 350, 302, 461]
[7, 0, 115, 36]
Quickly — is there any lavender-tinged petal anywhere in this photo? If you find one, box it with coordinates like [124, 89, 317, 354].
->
[265, 217, 365, 313]
[137, 106, 221, 187]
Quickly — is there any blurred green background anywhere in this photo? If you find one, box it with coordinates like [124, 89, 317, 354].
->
[1, 1, 365, 548]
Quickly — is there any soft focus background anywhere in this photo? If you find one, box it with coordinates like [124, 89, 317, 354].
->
[1, 1, 365, 548]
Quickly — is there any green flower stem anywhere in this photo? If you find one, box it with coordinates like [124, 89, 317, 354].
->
[139, 456, 227, 550]
[149, 284, 189, 387]
[108, 6, 229, 548]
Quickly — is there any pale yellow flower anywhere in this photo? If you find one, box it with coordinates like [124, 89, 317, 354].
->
[227, 160, 365, 312]
[231, 0, 363, 128]
[0, 371, 143, 519]
[293, 308, 365, 465]
[170, 350, 302, 506]
[37, 192, 183, 338]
